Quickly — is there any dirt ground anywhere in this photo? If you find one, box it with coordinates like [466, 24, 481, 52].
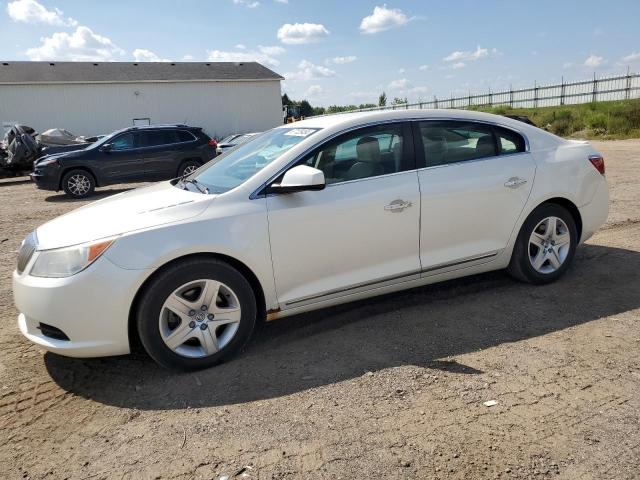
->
[1, 140, 639, 480]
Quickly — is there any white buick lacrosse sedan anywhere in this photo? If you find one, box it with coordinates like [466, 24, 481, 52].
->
[13, 110, 609, 370]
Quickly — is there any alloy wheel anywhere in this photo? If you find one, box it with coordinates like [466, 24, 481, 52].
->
[528, 216, 571, 274]
[68, 174, 91, 196]
[159, 279, 241, 358]
[182, 165, 198, 176]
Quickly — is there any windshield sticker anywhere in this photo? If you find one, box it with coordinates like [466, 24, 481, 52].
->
[284, 128, 315, 137]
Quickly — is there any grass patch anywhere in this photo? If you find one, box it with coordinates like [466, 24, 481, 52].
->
[470, 99, 640, 139]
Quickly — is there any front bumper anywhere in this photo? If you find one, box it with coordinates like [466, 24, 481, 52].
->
[13, 255, 148, 358]
[30, 165, 60, 191]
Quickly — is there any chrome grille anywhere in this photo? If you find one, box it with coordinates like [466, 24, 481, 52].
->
[17, 231, 37, 274]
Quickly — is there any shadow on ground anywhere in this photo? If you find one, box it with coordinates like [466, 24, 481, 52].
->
[45, 243, 640, 409]
[44, 187, 134, 202]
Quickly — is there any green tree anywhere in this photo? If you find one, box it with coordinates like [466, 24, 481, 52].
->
[392, 97, 408, 105]
[281, 93, 293, 107]
[299, 100, 314, 117]
[378, 92, 387, 107]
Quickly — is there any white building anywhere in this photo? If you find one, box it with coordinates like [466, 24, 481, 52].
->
[0, 61, 283, 139]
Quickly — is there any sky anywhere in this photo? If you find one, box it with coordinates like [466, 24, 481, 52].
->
[1, 0, 639, 107]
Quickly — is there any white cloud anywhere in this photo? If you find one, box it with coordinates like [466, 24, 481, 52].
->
[277, 22, 329, 44]
[388, 78, 410, 90]
[563, 62, 574, 69]
[274, 0, 288, 3]
[418, 64, 429, 71]
[235, 44, 247, 50]
[451, 62, 466, 69]
[328, 55, 357, 64]
[207, 47, 281, 66]
[26, 26, 124, 61]
[258, 45, 285, 55]
[7, 0, 77, 26]
[233, 0, 260, 8]
[360, 5, 409, 34]
[584, 54, 604, 67]
[182, 54, 195, 61]
[398, 68, 405, 74]
[409, 85, 428, 95]
[286, 60, 335, 80]
[133, 49, 170, 62]
[621, 51, 640, 62]
[443, 45, 498, 63]
[305, 84, 323, 97]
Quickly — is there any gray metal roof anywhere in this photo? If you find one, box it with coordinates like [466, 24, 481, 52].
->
[0, 61, 284, 84]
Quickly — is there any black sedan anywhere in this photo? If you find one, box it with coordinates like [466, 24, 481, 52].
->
[31, 124, 217, 198]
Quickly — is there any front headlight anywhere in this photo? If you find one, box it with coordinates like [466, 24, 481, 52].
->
[30, 237, 117, 278]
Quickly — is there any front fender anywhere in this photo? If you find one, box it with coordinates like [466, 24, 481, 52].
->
[103, 196, 278, 310]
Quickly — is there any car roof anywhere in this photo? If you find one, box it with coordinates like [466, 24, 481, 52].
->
[278, 108, 562, 149]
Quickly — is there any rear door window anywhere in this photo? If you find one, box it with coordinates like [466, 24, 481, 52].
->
[418, 121, 497, 167]
[140, 130, 178, 147]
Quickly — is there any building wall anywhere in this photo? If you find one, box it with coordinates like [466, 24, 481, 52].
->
[0, 80, 283, 138]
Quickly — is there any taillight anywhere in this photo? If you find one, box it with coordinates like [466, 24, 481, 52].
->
[208, 139, 217, 148]
[589, 154, 605, 176]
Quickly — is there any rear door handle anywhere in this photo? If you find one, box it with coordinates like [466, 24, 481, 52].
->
[504, 177, 528, 188]
[384, 199, 412, 212]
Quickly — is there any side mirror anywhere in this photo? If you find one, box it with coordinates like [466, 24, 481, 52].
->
[270, 165, 325, 194]
[100, 143, 113, 152]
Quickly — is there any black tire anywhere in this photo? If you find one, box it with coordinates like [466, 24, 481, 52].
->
[177, 159, 201, 178]
[508, 203, 578, 284]
[136, 258, 257, 371]
[61, 169, 96, 198]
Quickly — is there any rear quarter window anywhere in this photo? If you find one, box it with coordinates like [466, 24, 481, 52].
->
[177, 130, 196, 142]
[494, 126, 526, 154]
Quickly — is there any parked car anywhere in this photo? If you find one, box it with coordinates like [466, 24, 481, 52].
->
[13, 109, 609, 370]
[216, 132, 260, 155]
[31, 124, 217, 198]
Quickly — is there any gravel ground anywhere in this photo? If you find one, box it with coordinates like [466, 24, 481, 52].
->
[0, 140, 639, 480]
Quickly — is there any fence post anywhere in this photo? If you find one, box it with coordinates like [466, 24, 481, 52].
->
[592, 73, 597, 103]
[468, 90, 471, 108]
[560, 76, 565, 106]
[434, 95, 438, 109]
[534, 81, 538, 108]
[625, 66, 631, 100]
[488, 88, 493, 107]
[509, 85, 513, 108]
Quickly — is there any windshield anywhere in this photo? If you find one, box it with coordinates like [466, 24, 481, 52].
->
[185, 127, 319, 194]
[220, 134, 240, 144]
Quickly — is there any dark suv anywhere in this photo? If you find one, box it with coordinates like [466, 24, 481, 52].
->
[31, 125, 217, 198]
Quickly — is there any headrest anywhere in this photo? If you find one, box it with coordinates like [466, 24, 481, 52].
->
[356, 136, 380, 163]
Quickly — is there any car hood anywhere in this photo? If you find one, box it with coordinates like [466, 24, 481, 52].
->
[36, 181, 214, 250]
[35, 149, 85, 164]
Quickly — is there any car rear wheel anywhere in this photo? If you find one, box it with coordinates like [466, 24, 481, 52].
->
[61, 169, 95, 198]
[136, 258, 257, 371]
[508, 203, 578, 284]
[178, 160, 201, 178]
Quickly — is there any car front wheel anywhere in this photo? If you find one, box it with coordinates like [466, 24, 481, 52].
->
[61, 169, 96, 198]
[508, 203, 578, 284]
[136, 258, 257, 370]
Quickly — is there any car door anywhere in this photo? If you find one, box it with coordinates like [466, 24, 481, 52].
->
[415, 120, 536, 272]
[139, 129, 182, 180]
[266, 122, 422, 309]
[95, 131, 146, 183]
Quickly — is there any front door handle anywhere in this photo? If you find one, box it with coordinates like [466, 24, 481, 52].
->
[384, 199, 412, 212]
[504, 177, 528, 188]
